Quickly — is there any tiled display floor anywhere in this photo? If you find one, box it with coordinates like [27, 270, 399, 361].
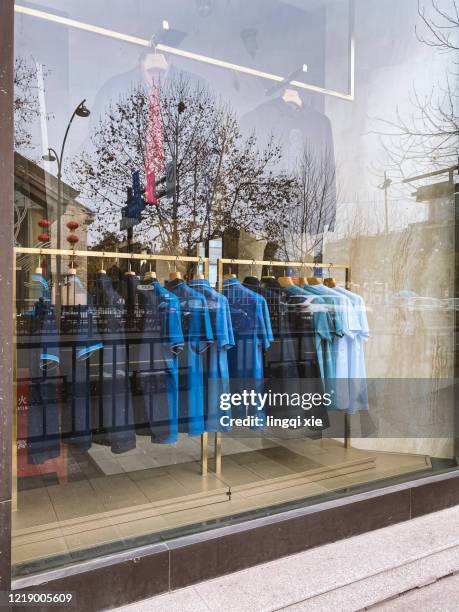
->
[12, 436, 431, 569]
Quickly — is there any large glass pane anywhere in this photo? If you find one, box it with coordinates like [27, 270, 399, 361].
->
[12, 0, 458, 575]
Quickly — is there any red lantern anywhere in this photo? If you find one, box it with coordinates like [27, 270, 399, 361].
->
[37, 233, 50, 242]
[66, 234, 79, 245]
[66, 220, 79, 231]
[38, 219, 51, 228]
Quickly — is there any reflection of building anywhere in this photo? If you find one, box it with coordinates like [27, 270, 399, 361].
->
[324, 194, 455, 458]
[14, 152, 92, 309]
[14, 152, 91, 249]
[325, 203, 455, 374]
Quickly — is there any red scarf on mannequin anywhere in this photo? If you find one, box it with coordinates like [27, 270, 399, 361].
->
[145, 86, 164, 205]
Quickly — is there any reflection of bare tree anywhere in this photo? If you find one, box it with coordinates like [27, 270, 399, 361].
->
[341, 198, 385, 239]
[416, 0, 459, 57]
[72, 78, 293, 255]
[375, 1, 458, 180]
[14, 58, 42, 151]
[266, 146, 336, 262]
[14, 58, 45, 242]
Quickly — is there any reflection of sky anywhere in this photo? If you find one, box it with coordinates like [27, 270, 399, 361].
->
[14, 0, 454, 236]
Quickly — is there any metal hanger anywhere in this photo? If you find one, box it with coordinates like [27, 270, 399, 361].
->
[99, 252, 106, 274]
[324, 263, 337, 288]
[194, 256, 205, 280]
[224, 259, 237, 279]
[278, 264, 294, 287]
[169, 255, 182, 280]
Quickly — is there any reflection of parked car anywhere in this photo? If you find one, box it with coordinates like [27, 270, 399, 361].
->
[402, 297, 448, 312]
[443, 298, 459, 311]
[396, 295, 448, 311]
[282, 295, 327, 313]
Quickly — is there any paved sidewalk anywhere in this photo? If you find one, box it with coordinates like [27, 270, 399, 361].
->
[113, 506, 459, 612]
[372, 572, 459, 611]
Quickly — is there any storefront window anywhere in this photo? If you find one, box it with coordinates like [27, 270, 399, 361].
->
[12, 0, 458, 575]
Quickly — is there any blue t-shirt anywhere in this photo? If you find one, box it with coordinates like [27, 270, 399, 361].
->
[136, 278, 184, 443]
[224, 278, 273, 423]
[189, 279, 235, 432]
[302, 283, 344, 337]
[168, 279, 214, 436]
[283, 284, 334, 382]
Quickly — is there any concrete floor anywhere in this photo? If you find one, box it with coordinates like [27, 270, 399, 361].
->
[113, 505, 459, 612]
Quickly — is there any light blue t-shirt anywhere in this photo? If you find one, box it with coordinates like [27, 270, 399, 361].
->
[334, 286, 369, 412]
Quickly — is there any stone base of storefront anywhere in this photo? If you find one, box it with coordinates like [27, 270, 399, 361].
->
[10, 470, 459, 612]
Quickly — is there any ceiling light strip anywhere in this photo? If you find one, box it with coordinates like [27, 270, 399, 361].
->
[14, 4, 353, 101]
[349, 38, 355, 99]
[15, 5, 150, 46]
[156, 43, 284, 84]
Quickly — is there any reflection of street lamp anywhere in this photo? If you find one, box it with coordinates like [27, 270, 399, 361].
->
[378, 171, 392, 234]
[42, 99, 90, 318]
